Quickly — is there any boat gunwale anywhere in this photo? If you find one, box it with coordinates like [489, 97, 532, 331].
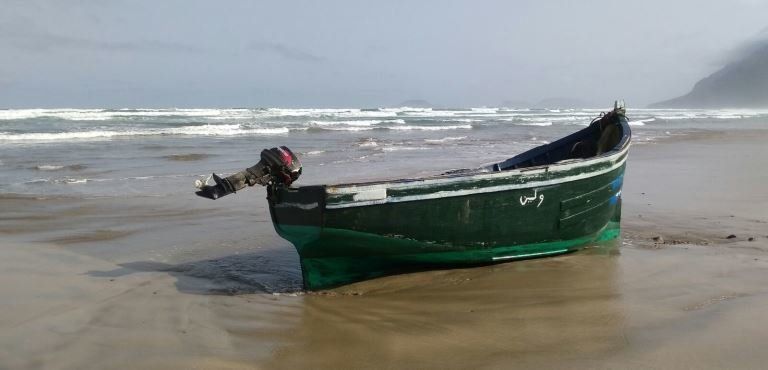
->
[323, 151, 628, 209]
[324, 115, 631, 194]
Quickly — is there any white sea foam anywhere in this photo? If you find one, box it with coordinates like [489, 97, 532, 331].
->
[309, 120, 377, 127]
[519, 121, 553, 126]
[249, 127, 289, 134]
[25, 178, 50, 184]
[165, 124, 242, 136]
[310, 126, 375, 132]
[0, 109, 101, 120]
[10, 108, 764, 148]
[35, 165, 65, 171]
[202, 109, 256, 120]
[0, 124, 289, 142]
[629, 118, 655, 126]
[386, 119, 407, 124]
[469, 107, 498, 114]
[424, 136, 467, 143]
[656, 115, 689, 120]
[308, 119, 405, 127]
[515, 115, 590, 123]
[399, 110, 458, 117]
[0, 130, 132, 141]
[308, 120, 466, 132]
[267, 108, 397, 118]
[334, 111, 398, 118]
[167, 124, 289, 136]
[655, 112, 701, 120]
[64, 178, 88, 184]
[542, 116, 583, 122]
[389, 124, 472, 131]
[0, 108, 229, 121]
[266, 108, 353, 117]
[647, 109, 766, 121]
[500, 117, 566, 125]
[0, 107, 389, 122]
[380, 107, 433, 113]
[52, 178, 89, 184]
[357, 139, 378, 148]
[88, 109, 224, 120]
[4, 108, 762, 124]
[503, 108, 531, 112]
[382, 146, 431, 152]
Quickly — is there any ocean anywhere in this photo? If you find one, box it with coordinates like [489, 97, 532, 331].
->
[2, 106, 767, 198]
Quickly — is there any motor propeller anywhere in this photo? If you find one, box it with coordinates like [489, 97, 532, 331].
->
[194, 146, 302, 200]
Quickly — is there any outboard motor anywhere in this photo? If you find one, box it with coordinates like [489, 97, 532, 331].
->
[195, 146, 301, 200]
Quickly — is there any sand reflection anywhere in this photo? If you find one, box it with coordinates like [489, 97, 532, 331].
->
[270, 242, 624, 369]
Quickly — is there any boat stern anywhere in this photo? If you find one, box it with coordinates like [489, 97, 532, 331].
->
[267, 185, 326, 249]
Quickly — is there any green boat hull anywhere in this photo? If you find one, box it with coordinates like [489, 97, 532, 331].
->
[270, 162, 625, 290]
[268, 112, 630, 290]
[281, 221, 621, 291]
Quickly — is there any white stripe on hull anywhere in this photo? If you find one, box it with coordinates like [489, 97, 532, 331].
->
[325, 144, 629, 209]
[492, 249, 569, 261]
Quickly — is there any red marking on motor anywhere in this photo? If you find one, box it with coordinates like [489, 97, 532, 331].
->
[278, 148, 292, 165]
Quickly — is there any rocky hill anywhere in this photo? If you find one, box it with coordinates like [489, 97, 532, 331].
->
[650, 42, 768, 108]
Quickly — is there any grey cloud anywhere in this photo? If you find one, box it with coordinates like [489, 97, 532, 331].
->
[0, 23, 202, 54]
[248, 42, 324, 63]
[720, 30, 768, 66]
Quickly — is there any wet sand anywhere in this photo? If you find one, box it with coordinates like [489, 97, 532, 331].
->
[2, 129, 768, 369]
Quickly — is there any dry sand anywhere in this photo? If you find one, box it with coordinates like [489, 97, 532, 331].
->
[1, 129, 768, 369]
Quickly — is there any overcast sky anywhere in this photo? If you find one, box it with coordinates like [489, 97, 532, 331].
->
[2, 0, 768, 108]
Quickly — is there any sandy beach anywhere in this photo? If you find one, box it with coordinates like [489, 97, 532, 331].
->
[2, 128, 768, 369]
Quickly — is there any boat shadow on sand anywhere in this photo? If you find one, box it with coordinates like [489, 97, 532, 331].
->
[85, 239, 621, 296]
[86, 249, 305, 295]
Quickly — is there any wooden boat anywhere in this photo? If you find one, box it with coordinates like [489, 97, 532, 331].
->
[265, 104, 631, 290]
[195, 103, 630, 289]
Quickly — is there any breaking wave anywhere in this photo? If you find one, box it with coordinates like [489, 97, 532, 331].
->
[389, 124, 472, 131]
[424, 136, 467, 143]
[34, 165, 65, 171]
[306, 126, 374, 132]
[0, 124, 290, 142]
[629, 118, 655, 126]
[303, 150, 326, 156]
[3, 108, 766, 146]
[2, 108, 767, 124]
[0, 108, 232, 121]
[32, 164, 86, 171]
[518, 121, 553, 126]
[308, 119, 405, 127]
[265, 108, 398, 118]
[356, 138, 379, 148]
[381, 146, 431, 152]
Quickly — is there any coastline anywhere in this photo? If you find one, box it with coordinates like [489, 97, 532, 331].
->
[1, 128, 768, 369]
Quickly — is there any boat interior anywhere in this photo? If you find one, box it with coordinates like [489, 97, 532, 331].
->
[489, 109, 629, 171]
